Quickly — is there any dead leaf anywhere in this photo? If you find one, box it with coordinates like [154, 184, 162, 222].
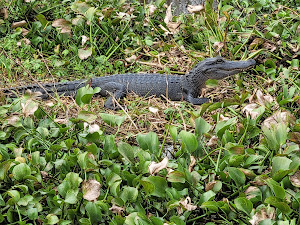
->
[21, 99, 39, 117]
[149, 106, 159, 114]
[242, 103, 261, 119]
[290, 171, 300, 187]
[110, 204, 125, 215]
[78, 47, 92, 60]
[81, 35, 89, 46]
[52, 19, 72, 34]
[148, 4, 157, 15]
[249, 206, 276, 225]
[263, 42, 276, 52]
[6, 115, 21, 126]
[179, 197, 197, 211]
[88, 124, 100, 133]
[262, 111, 296, 129]
[0, 8, 8, 19]
[256, 90, 273, 106]
[125, 55, 137, 63]
[213, 42, 224, 52]
[11, 20, 27, 28]
[15, 157, 26, 163]
[54, 118, 69, 124]
[17, 38, 31, 46]
[82, 179, 101, 201]
[188, 156, 196, 172]
[245, 186, 260, 200]
[164, 4, 172, 24]
[187, 5, 204, 13]
[207, 135, 218, 147]
[205, 181, 216, 191]
[21, 28, 29, 36]
[148, 157, 168, 175]
[249, 38, 263, 50]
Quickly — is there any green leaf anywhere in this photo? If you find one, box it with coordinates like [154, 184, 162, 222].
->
[234, 197, 253, 216]
[215, 117, 237, 138]
[118, 142, 135, 164]
[265, 197, 291, 214]
[78, 152, 88, 170]
[0, 161, 13, 180]
[7, 190, 20, 203]
[227, 167, 245, 187]
[139, 180, 155, 196]
[120, 186, 138, 203]
[167, 171, 186, 183]
[18, 195, 34, 206]
[141, 176, 167, 198]
[46, 214, 60, 225]
[265, 178, 285, 199]
[84, 7, 97, 22]
[76, 85, 100, 107]
[200, 201, 219, 212]
[195, 117, 211, 136]
[77, 111, 97, 123]
[12, 163, 31, 181]
[65, 189, 79, 204]
[271, 157, 292, 181]
[27, 208, 38, 220]
[178, 130, 198, 152]
[99, 113, 126, 127]
[136, 132, 159, 155]
[199, 190, 216, 205]
[85, 202, 102, 224]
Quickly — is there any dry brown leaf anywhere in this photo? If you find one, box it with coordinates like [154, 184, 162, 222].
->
[87, 124, 100, 133]
[290, 171, 300, 187]
[187, 5, 204, 13]
[6, 115, 21, 126]
[207, 135, 218, 147]
[52, 19, 72, 34]
[245, 186, 260, 200]
[249, 38, 263, 50]
[219, 114, 229, 121]
[78, 48, 92, 60]
[188, 156, 196, 172]
[148, 4, 157, 15]
[109, 204, 125, 215]
[81, 35, 89, 46]
[54, 118, 69, 124]
[179, 197, 197, 211]
[11, 20, 27, 28]
[149, 106, 159, 114]
[164, 4, 172, 24]
[256, 90, 273, 106]
[148, 157, 168, 175]
[21, 28, 29, 36]
[21, 99, 39, 117]
[242, 103, 260, 119]
[205, 181, 216, 191]
[17, 38, 31, 46]
[213, 42, 224, 52]
[262, 111, 296, 129]
[125, 55, 137, 63]
[0, 8, 8, 19]
[40, 171, 49, 178]
[82, 179, 101, 202]
[249, 207, 276, 225]
[263, 42, 276, 52]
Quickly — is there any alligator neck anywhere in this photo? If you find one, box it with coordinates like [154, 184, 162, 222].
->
[182, 69, 207, 96]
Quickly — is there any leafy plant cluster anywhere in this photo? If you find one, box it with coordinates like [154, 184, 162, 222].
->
[0, 0, 300, 224]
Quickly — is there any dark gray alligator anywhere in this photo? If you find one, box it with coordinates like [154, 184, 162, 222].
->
[3, 56, 256, 109]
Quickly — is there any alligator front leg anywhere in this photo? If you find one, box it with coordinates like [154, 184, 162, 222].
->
[186, 94, 210, 105]
[98, 82, 127, 109]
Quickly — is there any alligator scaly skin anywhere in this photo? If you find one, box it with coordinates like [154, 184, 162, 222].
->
[3, 57, 256, 109]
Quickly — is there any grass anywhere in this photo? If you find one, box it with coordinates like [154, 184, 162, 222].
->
[0, 0, 300, 224]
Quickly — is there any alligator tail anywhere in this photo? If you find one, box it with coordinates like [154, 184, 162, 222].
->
[3, 80, 86, 99]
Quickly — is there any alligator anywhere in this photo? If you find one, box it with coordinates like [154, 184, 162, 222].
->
[3, 56, 256, 109]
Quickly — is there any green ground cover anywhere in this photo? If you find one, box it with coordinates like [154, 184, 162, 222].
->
[0, 0, 299, 224]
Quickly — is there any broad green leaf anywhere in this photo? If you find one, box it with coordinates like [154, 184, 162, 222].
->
[141, 176, 167, 198]
[12, 163, 31, 181]
[99, 113, 126, 127]
[118, 142, 135, 164]
[14, 130, 28, 143]
[85, 202, 102, 224]
[169, 125, 178, 142]
[265, 178, 285, 199]
[199, 190, 216, 205]
[262, 123, 288, 151]
[18, 195, 34, 206]
[76, 85, 100, 107]
[136, 132, 159, 155]
[215, 117, 237, 138]
[84, 7, 97, 22]
[140, 180, 155, 196]
[167, 171, 186, 183]
[234, 197, 253, 216]
[77, 111, 97, 123]
[27, 208, 38, 220]
[195, 117, 211, 136]
[78, 152, 88, 170]
[65, 189, 79, 204]
[271, 157, 292, 181]
[120, 186, 138, 203]
[227, 167, 245, 186]
[46, 214, 59, 225]
[265, 197, 291, 214]
[200, 201, 219, 212]
[0, 161, 13, 180]
[178, 130, 198, 152]
[7, 190, 20, 203]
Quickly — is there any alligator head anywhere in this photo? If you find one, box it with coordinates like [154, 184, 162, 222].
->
[190, 56, 256, 80]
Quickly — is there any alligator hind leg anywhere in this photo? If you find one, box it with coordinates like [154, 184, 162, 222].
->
[97, 82, 127, 109]
[187, 94, 210, 105]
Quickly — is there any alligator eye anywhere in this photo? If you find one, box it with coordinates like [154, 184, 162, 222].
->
[216, 59, 223, 63]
